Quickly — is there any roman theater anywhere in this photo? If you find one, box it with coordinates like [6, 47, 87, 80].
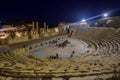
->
[0, 16, 120, 80]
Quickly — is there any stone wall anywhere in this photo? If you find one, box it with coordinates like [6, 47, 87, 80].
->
[10, 36, 65, 54]
[8, 35, 29, 44]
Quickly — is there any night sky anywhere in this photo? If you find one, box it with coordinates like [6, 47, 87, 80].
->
[0, 0, 120, 26]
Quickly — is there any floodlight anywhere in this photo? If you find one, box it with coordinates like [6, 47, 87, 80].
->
[103, 13, 108, 17]
[82, 19, 86, 22]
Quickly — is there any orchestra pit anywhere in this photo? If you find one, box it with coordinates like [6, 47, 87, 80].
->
[0, 17, 120, 80]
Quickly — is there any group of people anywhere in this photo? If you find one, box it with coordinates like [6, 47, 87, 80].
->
[48, 39, 76, 59]
[49, 53, 59, 59]
[48, 50, 75, 59]
[57, 40, 70, 48]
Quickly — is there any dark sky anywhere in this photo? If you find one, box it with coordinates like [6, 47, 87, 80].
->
[0, 0, 120, 26]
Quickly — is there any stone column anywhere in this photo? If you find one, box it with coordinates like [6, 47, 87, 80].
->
[44, 22, 46, 32]
[36, 22, 39, 32]
[32, 21, 35, 30]
[47, 25, 49, 32]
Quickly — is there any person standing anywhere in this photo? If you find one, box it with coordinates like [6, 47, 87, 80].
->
[56, 53, 59, 59]
[71, 50, 75, 58]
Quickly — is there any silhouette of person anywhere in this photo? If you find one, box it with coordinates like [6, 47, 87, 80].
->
[70, 53, 73, 58]
[72, 50, 75, 54]
[56, 53, 59, 59]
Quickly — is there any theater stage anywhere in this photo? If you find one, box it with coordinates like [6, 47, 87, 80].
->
[26, 38, 89, 58]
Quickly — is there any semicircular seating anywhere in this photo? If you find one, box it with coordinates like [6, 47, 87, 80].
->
[0, 27, 120, 80]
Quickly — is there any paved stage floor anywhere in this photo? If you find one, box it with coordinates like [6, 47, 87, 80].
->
[26, 38, 89, 58]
